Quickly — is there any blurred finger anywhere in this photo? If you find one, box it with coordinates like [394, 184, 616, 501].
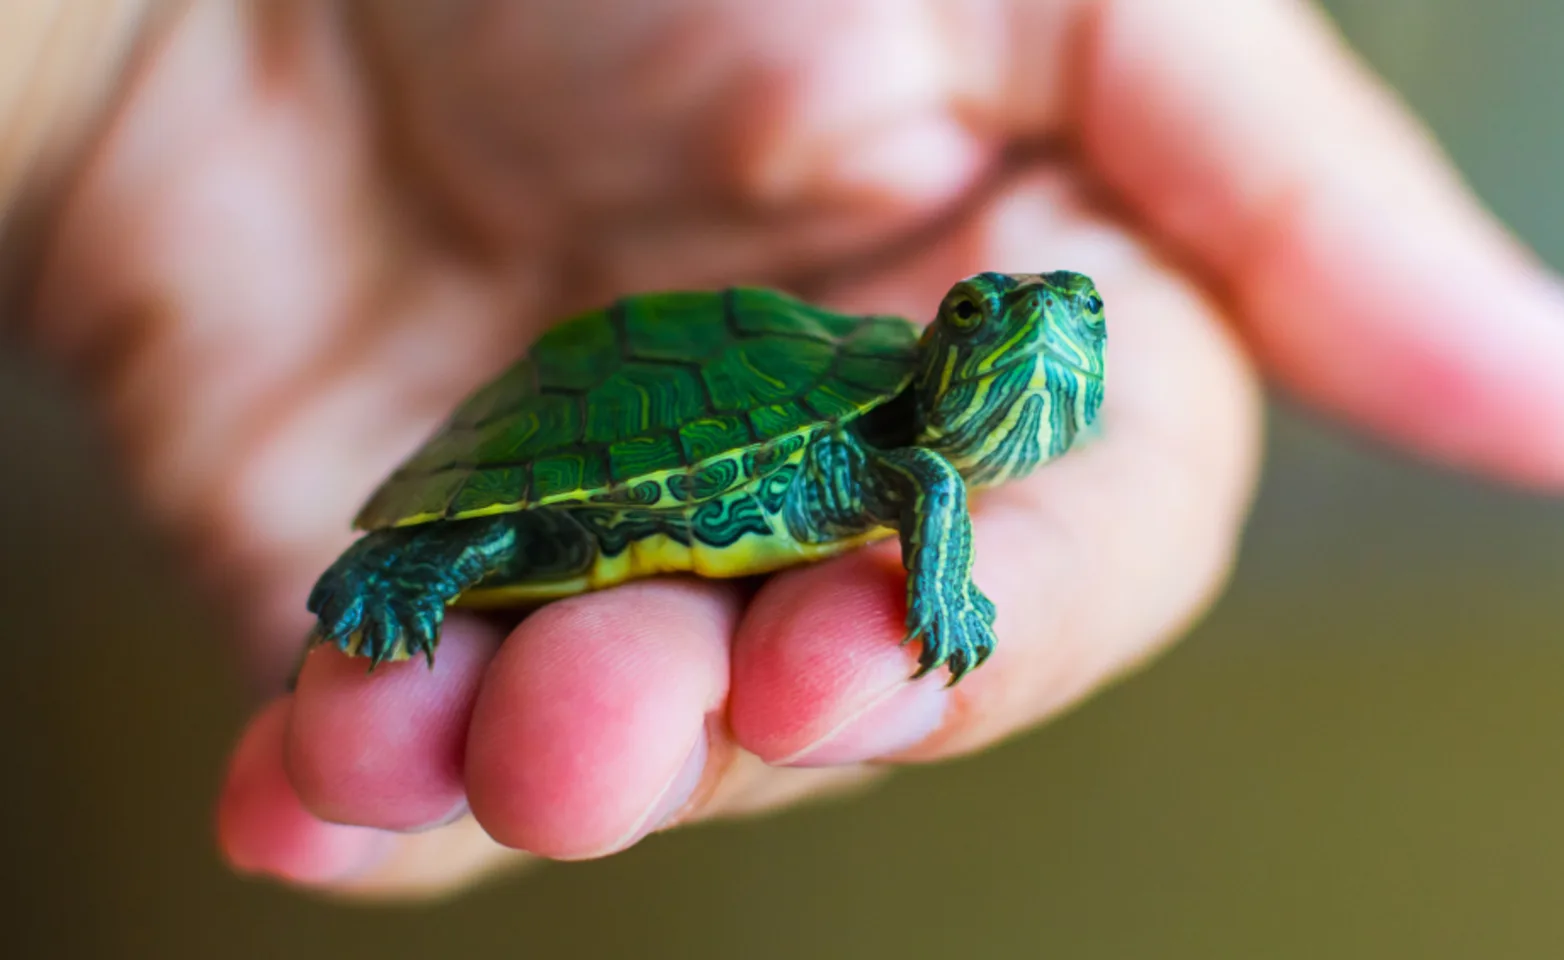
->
[1077, 0, 1564, 486]
[217, 699, 398, 884]
[221, 697, 538, 898]
[284, 615, 503, 831]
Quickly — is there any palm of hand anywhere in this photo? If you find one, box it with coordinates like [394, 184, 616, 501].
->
[26, 1, 1564, 893]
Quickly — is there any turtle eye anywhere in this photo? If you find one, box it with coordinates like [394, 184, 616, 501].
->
[944, 293, 984, 331]
[1084, 294, 1103, 314]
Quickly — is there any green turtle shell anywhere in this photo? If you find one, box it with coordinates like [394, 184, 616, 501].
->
[354, 288, 920, 530]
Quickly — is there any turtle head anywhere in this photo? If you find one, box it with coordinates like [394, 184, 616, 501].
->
[914, 271, 1107, 486]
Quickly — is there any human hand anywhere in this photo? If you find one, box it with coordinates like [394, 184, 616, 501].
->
[21, 0, 1564, 897]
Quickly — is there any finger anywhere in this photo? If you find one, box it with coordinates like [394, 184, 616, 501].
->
[284, 615, 502, 831]
[217, 698, 399, 884]
[464, 579, 738, 860]
[732, 169, 1260, 763]
[221, 697, 538, 897]
[1075, 0, 1564, 486]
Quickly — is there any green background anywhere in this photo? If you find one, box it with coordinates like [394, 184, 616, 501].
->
[4, 2, 1563, 956]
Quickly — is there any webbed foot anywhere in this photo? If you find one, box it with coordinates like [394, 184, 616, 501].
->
[903, 582, 998, 684]
[305, 516, 517, 669]
[306, 527, 451, 668]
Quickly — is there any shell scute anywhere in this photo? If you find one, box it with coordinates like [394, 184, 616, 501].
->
[530, 451, 610, 502]
[622, 293, 730, 361]
[450, 466, 529, 517]
[531, 311, 617, 391]
[728, 287, 858, 340]
[453, 359, 536, 426]
[679, 415, 755, 462]
[802, 382, 868, 419]
[702, 338, 836, 410]
[841, 314, 919, 358]
[608, 434, 682, 484]
[468, 394, 580, 463]
[586, 362, 706, 442]
[748, 402, 818, 437]
[835, 352, 912, 391]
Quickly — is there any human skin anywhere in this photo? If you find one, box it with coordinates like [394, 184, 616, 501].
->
[8, 0, 1564, 898]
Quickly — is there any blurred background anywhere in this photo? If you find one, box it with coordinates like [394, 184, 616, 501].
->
[3, 1, 1563, 957]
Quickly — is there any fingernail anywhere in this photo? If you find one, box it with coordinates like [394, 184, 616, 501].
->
[404, 799, 471, 834]
[599, 731, 708, 856]
[776, 675, 949, 767]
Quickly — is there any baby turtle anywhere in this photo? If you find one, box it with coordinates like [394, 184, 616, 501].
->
[306, 272, 1106, 682]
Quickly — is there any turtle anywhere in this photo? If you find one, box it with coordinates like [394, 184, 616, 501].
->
[305, 271, 1107, 683]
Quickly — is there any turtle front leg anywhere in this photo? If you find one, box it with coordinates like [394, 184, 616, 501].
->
[869, 447, 998, 683]
[307, 514, 519, 667]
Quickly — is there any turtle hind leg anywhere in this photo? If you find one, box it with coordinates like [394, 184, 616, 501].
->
[307, 514, 519, 668]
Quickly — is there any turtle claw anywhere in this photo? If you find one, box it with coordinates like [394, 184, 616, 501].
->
[305, 539, 450, 670]
[349, 596, 445, 669]
[903, 583, 998, 685]
[361, 610, 398, 669]
[307, 607, 363, 659]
